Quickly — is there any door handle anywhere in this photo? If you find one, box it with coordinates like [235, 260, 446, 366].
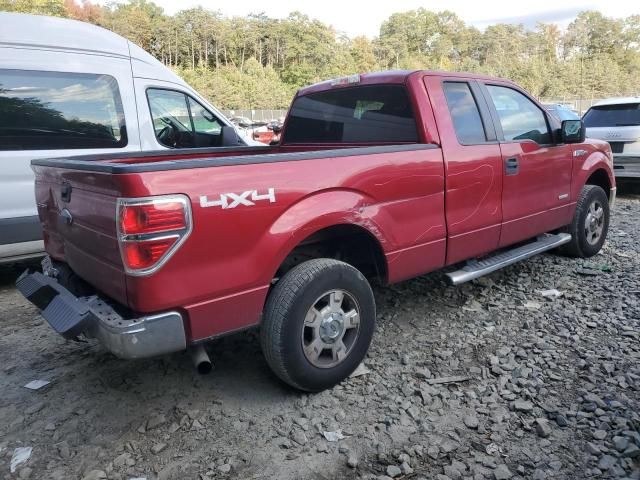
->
[505, 157, 519, 176]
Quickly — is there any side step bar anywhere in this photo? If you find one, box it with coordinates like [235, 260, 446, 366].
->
[446, 233, 572, 285]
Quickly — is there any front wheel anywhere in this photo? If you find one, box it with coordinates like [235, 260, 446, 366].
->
[560, 184, 610, 258]
[260, 259, 376, 392]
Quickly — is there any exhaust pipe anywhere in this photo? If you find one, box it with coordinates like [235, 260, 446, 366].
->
[190, 345, 212, 374]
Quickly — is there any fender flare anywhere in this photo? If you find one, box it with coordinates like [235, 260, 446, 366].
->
[264, 189, 390, 281]
[576, 152, 615, 195]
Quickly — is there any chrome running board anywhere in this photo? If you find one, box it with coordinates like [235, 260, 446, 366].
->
[446, 233, 572, 285]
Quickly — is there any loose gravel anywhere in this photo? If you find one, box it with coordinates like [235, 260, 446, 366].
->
[1, 195, 638, 480]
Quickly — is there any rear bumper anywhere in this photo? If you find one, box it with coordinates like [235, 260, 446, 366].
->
[16, 270, 186, 359]
[613, 156, 640, 179]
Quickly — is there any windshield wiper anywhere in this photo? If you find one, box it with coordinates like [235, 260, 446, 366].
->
[615, 123, 640, 126]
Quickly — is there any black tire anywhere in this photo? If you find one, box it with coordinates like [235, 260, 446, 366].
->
[560, 185, 610, 258]
[260, 259, 376, 392]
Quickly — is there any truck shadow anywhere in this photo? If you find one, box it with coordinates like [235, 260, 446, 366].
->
[0, 259, 39, 288]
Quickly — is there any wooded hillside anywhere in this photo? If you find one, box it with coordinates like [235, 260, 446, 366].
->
[2, 0, 640, 108]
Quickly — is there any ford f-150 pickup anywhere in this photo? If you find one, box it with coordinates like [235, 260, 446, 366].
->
[18, 70, 616, 392]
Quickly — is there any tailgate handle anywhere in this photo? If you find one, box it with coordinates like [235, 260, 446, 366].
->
[61, 183, 72, 202]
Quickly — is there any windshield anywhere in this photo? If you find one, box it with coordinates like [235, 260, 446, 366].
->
[583, 103, 640, 127]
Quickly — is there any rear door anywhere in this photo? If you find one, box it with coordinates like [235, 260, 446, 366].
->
[480, 83, 573, 247]
[424, 76, 503, 265]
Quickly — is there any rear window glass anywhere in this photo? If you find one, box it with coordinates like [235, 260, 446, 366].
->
[283, 85, 418, 144]
[583, 103, 640, 127]
[0, 69, 127, 151]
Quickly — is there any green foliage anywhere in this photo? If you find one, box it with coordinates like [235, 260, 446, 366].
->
[176, 62, 296, 109]
[0, 0, 67, 16]
[3, 0, 640, 107]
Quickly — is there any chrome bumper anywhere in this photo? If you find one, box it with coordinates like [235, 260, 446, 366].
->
[613, 156, 640, 179]
[16, 270, 186, 359]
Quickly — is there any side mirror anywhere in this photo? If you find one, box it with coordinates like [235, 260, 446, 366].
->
[561, 119, 585, 143]
[221, 125, 240, 146]
[201, 109, 215, 122]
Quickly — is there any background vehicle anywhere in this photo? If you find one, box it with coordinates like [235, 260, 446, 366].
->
[543, 103, 580, 121]
[0, 12, 252, 264]
[583, 97, 640, 181]
[229, 116, 264, 129]
[18, 70, 615, 392]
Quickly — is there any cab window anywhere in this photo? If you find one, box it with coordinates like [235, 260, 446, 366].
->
[443, 82, 487, 145]
[147, 89, 223, 148]
[486, 85, 551, 144]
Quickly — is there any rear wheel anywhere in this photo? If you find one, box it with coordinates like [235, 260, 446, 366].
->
[260, 259, 376, 392]
[560, 185, 610, 257]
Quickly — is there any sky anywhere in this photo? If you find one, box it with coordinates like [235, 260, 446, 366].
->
[123, 0, 639, 37]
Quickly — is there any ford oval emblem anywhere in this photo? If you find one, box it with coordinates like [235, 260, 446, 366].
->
[60, 208, 73, 225]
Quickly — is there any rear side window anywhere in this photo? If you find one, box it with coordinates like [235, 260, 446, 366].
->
[583, 103, 640, 127]
[0, 69, 126, 151]
[486, 85, 551, 144]
[283, 85, 418, 144]
[443, 82, 487, 144]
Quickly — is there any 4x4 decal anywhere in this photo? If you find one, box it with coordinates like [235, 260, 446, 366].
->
[200, 188, 276, 209]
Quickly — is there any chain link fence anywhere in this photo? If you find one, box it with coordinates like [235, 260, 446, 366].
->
[539, 97, 636, 115]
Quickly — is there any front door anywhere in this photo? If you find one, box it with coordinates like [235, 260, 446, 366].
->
[481, 83, 573, 247]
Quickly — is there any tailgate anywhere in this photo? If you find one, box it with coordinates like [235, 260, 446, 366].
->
[34, 165, 127, 304]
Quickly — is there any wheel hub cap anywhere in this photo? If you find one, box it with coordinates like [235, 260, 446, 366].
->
[301, 289, 361, 369]
[320, 313, 344, 343]
[584, 200, 604, 245]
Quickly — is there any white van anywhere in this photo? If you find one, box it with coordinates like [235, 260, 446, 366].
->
[0, 12, 254, 263]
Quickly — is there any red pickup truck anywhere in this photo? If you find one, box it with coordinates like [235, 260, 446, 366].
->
[18, 70, 615, 392]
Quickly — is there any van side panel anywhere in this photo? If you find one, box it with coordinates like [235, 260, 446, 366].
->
[0, 46, 140, 260]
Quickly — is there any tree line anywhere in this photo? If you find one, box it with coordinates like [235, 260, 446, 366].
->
[2, 0, 640, 109]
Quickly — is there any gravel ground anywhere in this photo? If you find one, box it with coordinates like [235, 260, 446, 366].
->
[1, 194, 639, 480]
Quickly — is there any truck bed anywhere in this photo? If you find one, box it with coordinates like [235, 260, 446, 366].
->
[32, 142, 446, 341]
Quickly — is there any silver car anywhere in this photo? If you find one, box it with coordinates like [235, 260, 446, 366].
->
[584, 97, 640, 181]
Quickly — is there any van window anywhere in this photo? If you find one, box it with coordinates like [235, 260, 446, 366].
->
[283, 85, 418, 144]
[0, 69, 126, 151]
[147, 89, 223, 148]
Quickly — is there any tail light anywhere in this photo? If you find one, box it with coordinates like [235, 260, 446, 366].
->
[116, 195, 192, 275]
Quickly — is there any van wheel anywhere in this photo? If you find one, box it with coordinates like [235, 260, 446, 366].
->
[560, 185, 610, 258]
[261, 259, 376, 392]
